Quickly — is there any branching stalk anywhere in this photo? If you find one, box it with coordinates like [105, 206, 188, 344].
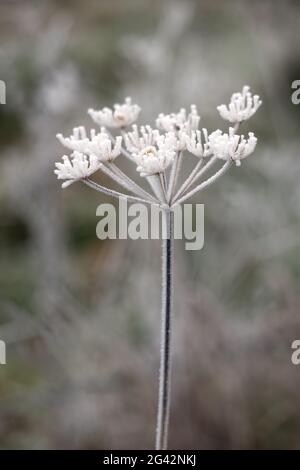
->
[109, 163, 158, 203]
[172, 157, 203, 202]
[167, 151, 182, 202]
[160, 173, 168, 203]
[173, 156, 217, 203]
[83, 178, 159, 207]
[173, 160, 232, 206]
[147, 175, 166, 203]
[99, 163, 141, 197]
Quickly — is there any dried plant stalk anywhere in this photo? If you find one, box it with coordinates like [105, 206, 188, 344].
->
[156, 209, 174, 450]
[55, 89, 261, 450]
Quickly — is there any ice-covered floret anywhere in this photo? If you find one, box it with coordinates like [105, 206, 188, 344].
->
[56, 126, 96, 153]
[133, 133, 177, 177]
[85, 132, 122, 162]
[185, 128, 212, 158]
[156, 105, 200, 133]
[125, 123, 189, 154]
[208, 127, 257, 166]
[88, 97, 141, 128]
[54, 151, 101, 188]
[124, 125, 160, 153]
[55, 93, 261, 194]
[217, 86, 262, 123]
[57, 128, 122, 162]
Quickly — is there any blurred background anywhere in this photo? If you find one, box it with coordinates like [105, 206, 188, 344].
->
[1, 0, 300, 450]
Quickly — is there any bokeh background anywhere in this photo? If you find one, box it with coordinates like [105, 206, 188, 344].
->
[1, 0, 300, 450]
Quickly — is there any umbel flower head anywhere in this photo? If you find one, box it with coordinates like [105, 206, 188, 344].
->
[54, 152, 101, 188]
[56, 126, 94, 153]
[156, 105, 200, 133]
[217, 85, 262, 123]
[55, 88, 261, 206]
[124, 124, 160, 153]
[185, 129, 212, 158]
[57, 127, 122, 162]
[133, 133, 177, 177]
[88, 97, 141, 128]
[208, 127, 257, 166]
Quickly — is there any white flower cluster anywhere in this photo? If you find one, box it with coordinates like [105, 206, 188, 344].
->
[57, 126, 122, 161]
[55, 88, 261, 204]
[124, 125, 160, 153]
[55, 127, 122, 187]
[186, 129, 212, 158]
[123, 125, 177, 176]
[54, 152, 101, 188]
[88, 97, 141, 128]
[217, 85, 262, 123]
[133, 134, 177, 177]
[208, 128, 257, 166]
[156, 105, 200, 133]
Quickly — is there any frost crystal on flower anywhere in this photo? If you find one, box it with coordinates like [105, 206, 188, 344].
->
[124, 124, 160, 153]
[54, 152, 101, 188]
[85, 133, 122, 162]
[56, 126, 96, 153]
[57, 128, 122, 162]
[209, 127, 257, 166]
[88, 97, 141, 128]
[185, 128, 212, 158]
[217, 86, 262, 123]
[55, 86, 261, 195]
[175, 130, 189, 152]
[156, 105, 200, 133]
[133, 133, 177, 177]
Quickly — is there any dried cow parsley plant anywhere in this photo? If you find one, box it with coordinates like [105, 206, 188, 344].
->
[55, 87, 262, 450]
